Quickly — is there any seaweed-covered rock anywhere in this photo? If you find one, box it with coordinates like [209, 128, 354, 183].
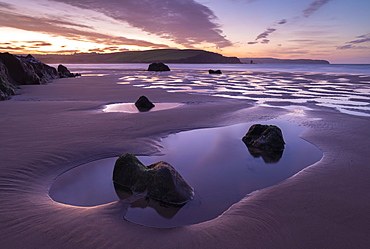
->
[242, 124, 285, 151]
[134, 95, 155, 112]
[208, 69, 222, 74]
[113, 153, 194, 205]
[148, 62, 170, 71]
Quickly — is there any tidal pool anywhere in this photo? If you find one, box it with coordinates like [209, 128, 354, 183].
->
[49, 120, 322, 228]
[103, 102, 183, 113]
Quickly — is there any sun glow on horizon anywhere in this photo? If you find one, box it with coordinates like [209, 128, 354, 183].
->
[0, 0, 369, 63]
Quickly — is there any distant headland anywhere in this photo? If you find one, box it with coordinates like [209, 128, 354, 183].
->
[35, 49, 241, 64]
[34, 49, 329, 65]
[240, 57, 330, 64]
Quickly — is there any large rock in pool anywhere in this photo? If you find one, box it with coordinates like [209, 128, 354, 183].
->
[148, 62, 170, 71]
[242, 124, 285, 151]
[113, 153, 194, 205]
[135, 95, 155, 112]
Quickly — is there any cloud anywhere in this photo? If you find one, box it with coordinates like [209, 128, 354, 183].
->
[277, 19, 287, 25]
[0, 10, 170, 49]
[303, 0, 332, 17]
[337, 33, 370, 50]
[49, 0, 232, 48]
[256, 28, 276, 40]
[0, 2, 13, 9]
[348, 33, 370, 44]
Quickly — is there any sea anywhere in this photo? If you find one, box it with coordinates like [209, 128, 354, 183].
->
[57, 63, 370, 117]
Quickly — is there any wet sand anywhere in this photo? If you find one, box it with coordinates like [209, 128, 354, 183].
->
[1, 69, 370, 248]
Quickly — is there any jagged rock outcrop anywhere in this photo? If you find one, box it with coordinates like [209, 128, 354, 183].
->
[0, 52, 77, 100]
[58, 64, 80, 78]
[134, 95, 155, 112]
[113, 153, 194, 205]
[209, 69, 222, 74]
[148, 62, 170, 71]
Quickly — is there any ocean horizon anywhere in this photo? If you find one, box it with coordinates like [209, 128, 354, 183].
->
[56, 63, 370, 75]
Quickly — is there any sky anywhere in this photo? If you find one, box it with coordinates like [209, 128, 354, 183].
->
[0, 0, 369, 63]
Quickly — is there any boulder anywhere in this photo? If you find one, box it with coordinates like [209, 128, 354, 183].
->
[134, 95, 155, 112]
[208, 69, 222, 74]
[242, 124, 285, 152]
[58, 64, 80, 78]
[113, 153, 194, 205]
[148, 62, 170, 71]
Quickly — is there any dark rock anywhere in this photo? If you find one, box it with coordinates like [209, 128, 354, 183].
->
[242, 124, 285, 152]
[209, 69, 222, 74]
[148, 62, 170, 71]
[0, 52, 80, 100]
[58, 64, 80, 77]
[134, 95, 155, 112]
[0, 53, 58, 85]
[113, 153, 194, 205]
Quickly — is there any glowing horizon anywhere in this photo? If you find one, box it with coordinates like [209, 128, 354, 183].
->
[0, 0, 369, 63]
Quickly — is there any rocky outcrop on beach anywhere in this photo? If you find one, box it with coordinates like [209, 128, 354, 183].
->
[134, 95, 155, 112]
[148, 62, 170, 71]
[58, 64, 80, 78]
[242, 124, 285, 152]
[113, 153, 194, 205]
[0, 52, 77, 100]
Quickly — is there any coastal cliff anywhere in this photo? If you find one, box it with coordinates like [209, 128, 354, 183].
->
[35, 49, 241, 64]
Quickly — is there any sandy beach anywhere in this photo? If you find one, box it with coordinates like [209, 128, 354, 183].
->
[1, 68, 370, 248]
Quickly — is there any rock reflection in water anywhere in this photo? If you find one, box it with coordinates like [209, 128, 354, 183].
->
[49, 120, 322, 228]
[114, 183, 183, 220]
[246, 146, 284, 163]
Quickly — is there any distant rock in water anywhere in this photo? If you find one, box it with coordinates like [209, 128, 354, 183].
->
[134, 95, 155, 112]
[209, 69, 222, 74]
[58, 64, 81, 78]
[113, 153, 194, 205]
[148, 62, 170, 71]
[0, 52, 78, 100]
[242, 124, 285, 151]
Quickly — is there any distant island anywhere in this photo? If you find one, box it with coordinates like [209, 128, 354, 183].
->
[240, 57, 330, 64]
[35, 49, 241, 64]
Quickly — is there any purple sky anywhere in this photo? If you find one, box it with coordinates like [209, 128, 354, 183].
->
[0, 0, 369, 63]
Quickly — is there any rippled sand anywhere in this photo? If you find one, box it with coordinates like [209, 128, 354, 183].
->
[1, 68, 370, 248]
[118, 70, 370, 116]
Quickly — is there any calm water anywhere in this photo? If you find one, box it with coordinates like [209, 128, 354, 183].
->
[50, 120, 322, 228]
[61, 63, 370, 75]
[61, 63, 370, 117]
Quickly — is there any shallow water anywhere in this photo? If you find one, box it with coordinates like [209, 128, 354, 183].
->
[49, 120, 322, 228]
[103, 102, 183, 113]
[61, 63, 370, 117]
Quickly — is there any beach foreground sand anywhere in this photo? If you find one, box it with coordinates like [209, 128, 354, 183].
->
[1, 69, 369, 248]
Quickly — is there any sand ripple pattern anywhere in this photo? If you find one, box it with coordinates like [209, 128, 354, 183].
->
[118, 70, 370, 117]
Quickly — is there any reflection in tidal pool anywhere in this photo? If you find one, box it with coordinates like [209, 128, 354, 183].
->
[49, 120, 322, 228]
[103, 102, 183, 113]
